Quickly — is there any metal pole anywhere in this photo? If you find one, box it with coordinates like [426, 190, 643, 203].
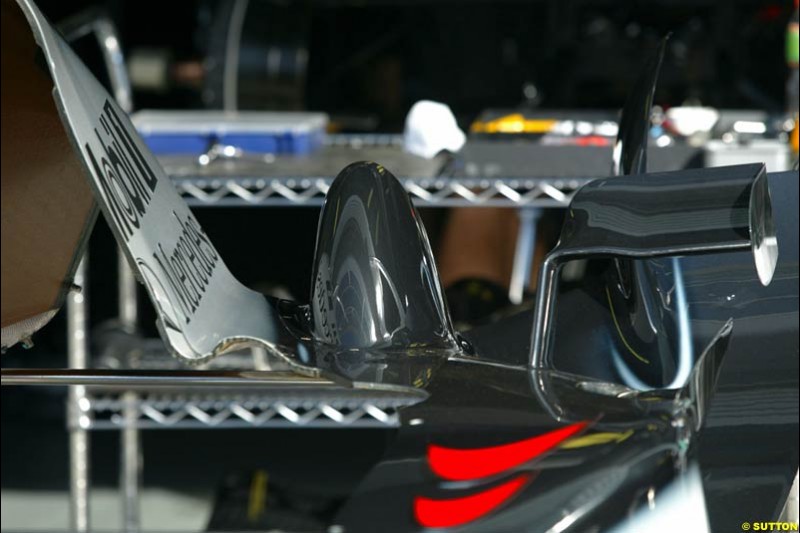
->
[101, 8, 139, 524]
[67, 257, 91, 532]
[118, 251, 138, 328]
[2, 368, 338, 388]
[118, 250, 141, 533]
[121, 391, 140, 532]
[93, 17, 133, 114]
[509, 208, 540, 305]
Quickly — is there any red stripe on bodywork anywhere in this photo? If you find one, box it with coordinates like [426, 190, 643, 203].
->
[427, 421, 588, 481]
[414, 473, 530, 529]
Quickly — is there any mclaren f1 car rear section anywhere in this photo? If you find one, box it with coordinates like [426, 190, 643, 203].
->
[2, 1, 798, 531]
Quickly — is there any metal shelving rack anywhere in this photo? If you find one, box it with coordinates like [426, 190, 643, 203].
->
[88, 393, 405, 429]
[170, 134, 590, 208]
[174, 173, 587, 208]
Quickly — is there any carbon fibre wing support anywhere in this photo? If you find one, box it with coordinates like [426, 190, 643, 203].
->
[530, 163, 778, 368]
[15, 0, 288, 364]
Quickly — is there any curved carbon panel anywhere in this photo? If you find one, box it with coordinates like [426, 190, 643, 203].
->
[309, 162, 457, 351]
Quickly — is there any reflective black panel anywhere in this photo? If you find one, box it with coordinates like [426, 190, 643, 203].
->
[309, 162, 457, 351]
[559, 164, 765, 255]
[612, 36, 667, 176]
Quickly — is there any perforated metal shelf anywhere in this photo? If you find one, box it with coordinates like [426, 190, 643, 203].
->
[162, 134, 593, 207]
[85, 392, 404, 429]
[174, 175, 591, 207]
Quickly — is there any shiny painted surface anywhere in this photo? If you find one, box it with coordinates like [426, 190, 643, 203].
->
[329, 169, 795, 531]
[556, 163, 768, 257]
[309, 162, 457, 351]
[604, 256, 692, 389]
[333, 316, 734, 532]
[414, 169, 797, 533]
[530, 163, 774, 374]
[680, 170, 799, 532]
[287, 166, 794, 532]
[611, 37, 666, 177]
[609, 39, 691, 391]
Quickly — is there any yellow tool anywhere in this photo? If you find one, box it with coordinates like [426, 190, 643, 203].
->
[471, 114, 557, 134]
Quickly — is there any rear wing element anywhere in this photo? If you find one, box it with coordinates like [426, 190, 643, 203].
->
[15, 0, 278, 363]
[531, 163, 778, 368]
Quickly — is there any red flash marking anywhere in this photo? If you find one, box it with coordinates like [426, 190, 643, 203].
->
[427, 421, 588, 481]
[414, 474, 530, 529]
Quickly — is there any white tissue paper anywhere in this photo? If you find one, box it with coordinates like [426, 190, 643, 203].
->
[403, 100, 466, 159]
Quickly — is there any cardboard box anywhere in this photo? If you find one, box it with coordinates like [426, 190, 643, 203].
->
[1, 0, 96, 349]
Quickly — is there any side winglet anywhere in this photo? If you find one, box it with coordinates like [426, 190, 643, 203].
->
[531, 163, 778, 368]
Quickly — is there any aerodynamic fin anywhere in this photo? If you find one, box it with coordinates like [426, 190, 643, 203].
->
[14, 0, 282, 363]
[612, 35, 668, 177]
[531, 163, 778, 368]
[676, 319, 733, 431]
[309, 162, 458, 351]
[603, 36, 777, 390]
[608, 35, 682, 389]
